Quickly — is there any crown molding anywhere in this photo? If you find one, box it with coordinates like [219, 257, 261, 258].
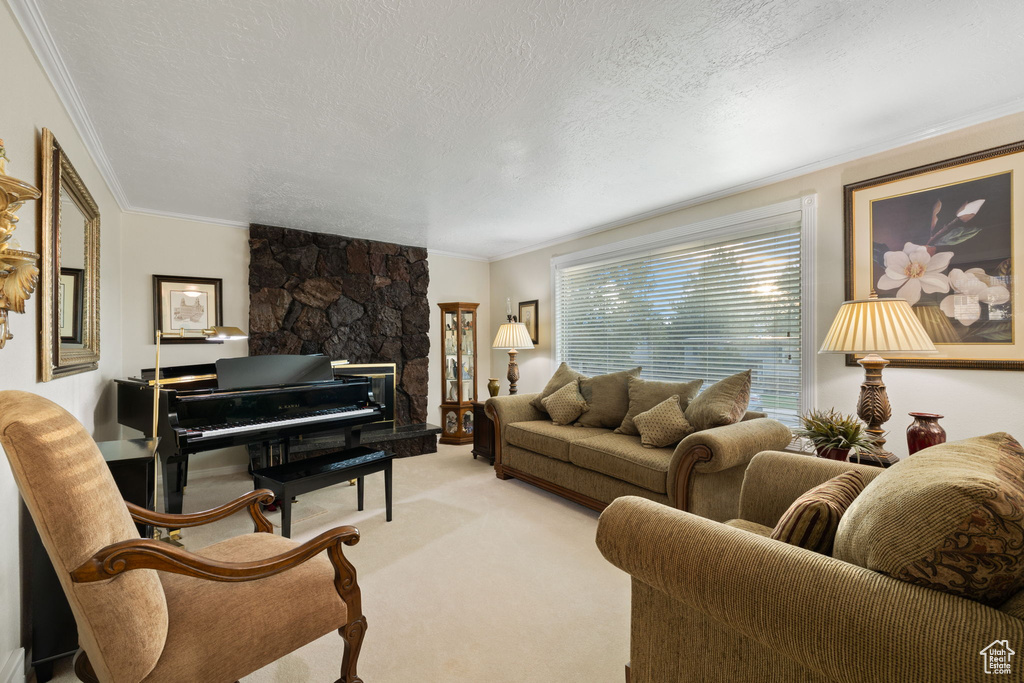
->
[8, 0, 129, 209]
[426, 248, 489, 262]
[488, 96, 1024, 263]
[122, 208, 249, 229]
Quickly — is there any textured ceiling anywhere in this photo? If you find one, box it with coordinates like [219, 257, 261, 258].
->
[28, 0, 1024, 258]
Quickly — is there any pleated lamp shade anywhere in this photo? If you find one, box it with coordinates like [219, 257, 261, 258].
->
[819, 293, 937, 354]
[492, 322, 534, 350]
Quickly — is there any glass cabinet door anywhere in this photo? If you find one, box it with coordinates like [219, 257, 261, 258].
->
[460, 309, 475, 401]
[444, 311, 458, 402]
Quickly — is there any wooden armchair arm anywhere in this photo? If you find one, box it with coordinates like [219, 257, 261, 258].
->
[71, 524, 360, 584]
[126, 489, 275, 533]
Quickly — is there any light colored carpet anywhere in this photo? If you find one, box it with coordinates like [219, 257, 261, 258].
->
[48, 444, 631, 682]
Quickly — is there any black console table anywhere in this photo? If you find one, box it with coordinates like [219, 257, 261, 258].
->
[27, 438, 157, 682]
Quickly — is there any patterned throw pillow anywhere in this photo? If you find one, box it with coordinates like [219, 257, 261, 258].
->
[615, 376, 704, 436]
[834, 433, 1024, 607]
[684, 370, 752, 431]
[770, 471, 866, 555]
[531, 363, 588, 415]
[541, 380, 589, 426]
[576, 367, 642, 429]
[632, 396, 695, 449]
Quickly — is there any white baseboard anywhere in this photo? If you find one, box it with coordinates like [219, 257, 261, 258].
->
[188, 463, 249, 479]
[1, 648, 25, 683]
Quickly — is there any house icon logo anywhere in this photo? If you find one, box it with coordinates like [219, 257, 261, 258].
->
[980, 640, 1015, 674]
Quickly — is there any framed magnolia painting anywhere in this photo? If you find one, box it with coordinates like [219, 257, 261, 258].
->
[844, 140, 1024, 369]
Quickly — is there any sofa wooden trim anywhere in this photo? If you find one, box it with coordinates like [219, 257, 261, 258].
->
[497, 462, 609, 512]
[670, 443, 713, 512]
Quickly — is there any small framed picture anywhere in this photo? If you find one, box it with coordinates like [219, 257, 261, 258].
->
[58, 267, 84, 344]
[519, 299, 538, 344]
[153, 275, 223, 343]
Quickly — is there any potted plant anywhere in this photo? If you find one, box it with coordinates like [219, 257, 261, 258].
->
[794, 409, 880, 462]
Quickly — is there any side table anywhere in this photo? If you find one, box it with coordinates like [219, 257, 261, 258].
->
[471, 400, 495, 465]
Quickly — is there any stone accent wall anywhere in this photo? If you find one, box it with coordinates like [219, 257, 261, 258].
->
[248, 224, 430, 425]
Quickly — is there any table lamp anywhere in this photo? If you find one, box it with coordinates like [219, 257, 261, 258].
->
[492, 314, 534, 395]
[819, 291, 937, 466]
[150, 325, 247, 541]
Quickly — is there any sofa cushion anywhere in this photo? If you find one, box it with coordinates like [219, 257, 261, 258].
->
[505, 421, 609, 462]
[770, 471, 865, 555]
[531, 363, 588, 415]
[542, 380, 588, 426]
[616, 376, 704, 436]
[834, 433, 1024, 607]
[685, 370, 752, 431]
[576, 367, 642, 429]
[633, 396, 695, 448]
[569, 432, 672, 493]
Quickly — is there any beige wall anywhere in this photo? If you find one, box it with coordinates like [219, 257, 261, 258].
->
[0, 4, 124, 675]
[489, 111, 1024, 457]
[119, 213, 250, 376]
[427, 254, 491, 425]
[118, 212, 251, 472]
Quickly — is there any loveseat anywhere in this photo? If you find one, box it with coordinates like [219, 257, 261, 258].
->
[598, 436, 1024, 682]
[485, 371, 792, 521]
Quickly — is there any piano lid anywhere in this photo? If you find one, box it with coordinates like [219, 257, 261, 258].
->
[216, 355, 335, 391]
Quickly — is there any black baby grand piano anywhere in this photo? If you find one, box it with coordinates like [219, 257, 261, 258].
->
[115, 354, 384, 518]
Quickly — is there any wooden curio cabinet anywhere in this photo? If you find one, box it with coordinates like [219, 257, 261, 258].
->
[438, 302, 478, 445]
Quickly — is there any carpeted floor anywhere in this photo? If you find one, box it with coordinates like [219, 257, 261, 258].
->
[48, 444, 630, 682]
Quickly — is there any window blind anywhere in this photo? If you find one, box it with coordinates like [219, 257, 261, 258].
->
[554, 220, 803, 425]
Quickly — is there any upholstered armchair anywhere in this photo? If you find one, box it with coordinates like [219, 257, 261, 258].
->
[597, 450, 1024, 682]
[0, 391, 366, 683]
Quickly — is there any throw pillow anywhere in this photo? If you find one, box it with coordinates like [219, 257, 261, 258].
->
[770, 471, 866, 555]
[531, 362, 588, 415]
[541, 380, 589, 426]
[616, 376, 704, 436]
[684, 370, 752, 431]
[632, 396, 695, 448]
[575, 367, 642, 429]
[834, 433, 1024, 607]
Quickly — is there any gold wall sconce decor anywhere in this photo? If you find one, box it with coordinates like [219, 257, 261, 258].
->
[0, 138, 42, 349]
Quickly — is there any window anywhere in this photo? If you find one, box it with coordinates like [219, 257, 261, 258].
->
[553, 197, 815, 426]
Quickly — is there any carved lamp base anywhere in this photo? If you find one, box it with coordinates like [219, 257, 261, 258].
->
[855, 353, 899, 468]
[506, 349, 520, 395]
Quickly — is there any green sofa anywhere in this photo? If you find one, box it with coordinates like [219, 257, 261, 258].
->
[598, 437, 1024, 682]
[485, 392, 792, 521]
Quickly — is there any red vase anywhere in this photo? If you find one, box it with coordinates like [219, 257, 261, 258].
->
[815, 446, 851, 461]
[907, 413, 946, 455]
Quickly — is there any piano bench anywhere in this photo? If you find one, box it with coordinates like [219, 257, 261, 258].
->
[251, 446, 396, 538]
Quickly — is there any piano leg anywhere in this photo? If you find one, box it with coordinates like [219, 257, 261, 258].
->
[158, 453, 186, 517]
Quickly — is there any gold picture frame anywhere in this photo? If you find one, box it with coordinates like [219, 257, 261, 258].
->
[844, 139, 1024, 370]
[40, 128, 101, 381]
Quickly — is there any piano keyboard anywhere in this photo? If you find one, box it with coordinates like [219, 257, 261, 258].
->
[186, 406, 378, 441]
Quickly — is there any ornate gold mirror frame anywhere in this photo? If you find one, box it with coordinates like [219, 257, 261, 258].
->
[41, 128, 100, 381]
